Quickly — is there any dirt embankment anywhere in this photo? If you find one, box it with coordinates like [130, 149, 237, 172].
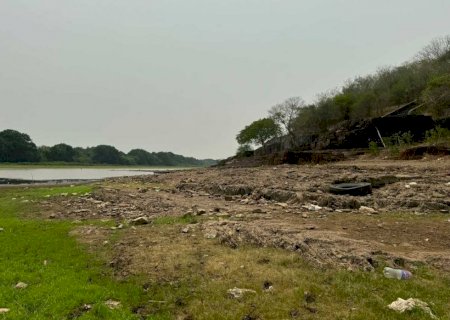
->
[43, 158, 450, 273]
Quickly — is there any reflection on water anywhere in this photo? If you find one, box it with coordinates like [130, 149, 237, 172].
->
[0, 168, 158, 181]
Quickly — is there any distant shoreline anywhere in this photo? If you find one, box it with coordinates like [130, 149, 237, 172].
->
[0, 163, 201, 170]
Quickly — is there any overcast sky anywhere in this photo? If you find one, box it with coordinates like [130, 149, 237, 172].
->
[1, 0, 449, 159]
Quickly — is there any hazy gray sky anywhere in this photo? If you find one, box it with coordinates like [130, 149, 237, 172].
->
[1, 0, 449, 159]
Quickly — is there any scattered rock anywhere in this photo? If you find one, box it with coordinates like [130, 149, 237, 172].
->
[49, 213, 57, 219]
[181, 227, 190, 233]
[204, 231, 218, 239]
[252, 208, 265, 213]
[276, 203, 288, 208]
[196, 208, 207, 215]
[305, 225, 317, 230]
[224, 195, 233, 201]
[130, 216, 150, 225]
[105, 300, 121, 310]
[15, 282, 28, 289]
[359, 206, 377, 214]
[387, 298, 436, 319]
[227, 287, 256, 299]
[302, 204, 322, 211]
[0, 308, 10, 314]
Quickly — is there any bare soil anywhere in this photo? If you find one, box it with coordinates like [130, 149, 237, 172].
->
[43, 157, 450, 274]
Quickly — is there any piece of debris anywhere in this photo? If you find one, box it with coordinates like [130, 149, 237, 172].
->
[227, 287, 256, 299]
[383, 267, 412, 280]
[105, 300, 121, 310]
[130, 216, 149, 225]
[302, 204, 322, 211]
[0, 308, 10, 314]
[15, 282, 28, 289]
[387, 298, 437, 319]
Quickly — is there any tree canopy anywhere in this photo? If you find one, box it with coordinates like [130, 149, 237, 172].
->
[0, 129, 38, 162]
[236, 118, 280, 150]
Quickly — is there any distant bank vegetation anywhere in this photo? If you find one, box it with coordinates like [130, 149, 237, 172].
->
[237, 35, 450, 151]
[0, 129, 216, 166]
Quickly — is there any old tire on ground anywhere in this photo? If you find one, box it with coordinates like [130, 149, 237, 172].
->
[329, 182, 372, 196]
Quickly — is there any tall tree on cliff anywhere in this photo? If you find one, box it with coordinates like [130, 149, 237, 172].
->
[236, 118, 281, 152]
[269, 97, 305, 147]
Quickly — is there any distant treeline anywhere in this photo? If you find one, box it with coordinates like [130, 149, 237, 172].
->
[0, 129, 216, 166]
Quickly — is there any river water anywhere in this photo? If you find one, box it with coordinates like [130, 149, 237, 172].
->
[0, 167, 165, 182]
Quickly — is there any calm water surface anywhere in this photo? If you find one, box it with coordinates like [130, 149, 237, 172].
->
[0, 168, 164, 181]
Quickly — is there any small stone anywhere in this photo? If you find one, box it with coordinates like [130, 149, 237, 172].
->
[252, 208, 265, 213]
[130, 216, 149, 225]
[197, 209, 207, 215]
[302, 204, 322, 211]
[181, 227, 190, 233]
[359, 206, 377, 214]
[49, 213, 57, 219]
[301, 213, 308, 218]
[305, 225, 317, 230]
[276, 203, 288, 208]
[224, 195, 233, 201]
[0, 308, 10, 314]
[0, 228, 4, 232]
[227, 287, 256, 299]
[15, 282, 28, 289]
[204, 231, 218, 239]
[105, 300, 121, 309]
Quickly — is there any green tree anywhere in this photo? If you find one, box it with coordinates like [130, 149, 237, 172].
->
[128, 149, 161, 165]
[0, 129, 39, 162]
[421, 74, 450, 117]
[91, 145, 124, 164]
[47, 143, 75, 162]
[236, 118, 280, 151]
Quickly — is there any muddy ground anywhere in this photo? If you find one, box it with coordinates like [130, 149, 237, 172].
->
[42, 158, 450, 275]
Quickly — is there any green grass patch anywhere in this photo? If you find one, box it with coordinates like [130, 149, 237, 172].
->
[0, 187, 146, 319]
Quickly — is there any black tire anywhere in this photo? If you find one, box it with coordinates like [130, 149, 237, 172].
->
[329, 182, 372, 196]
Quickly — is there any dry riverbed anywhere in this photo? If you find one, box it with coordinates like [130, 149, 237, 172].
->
[37, 157, 450, 318]
[43, 158, 450, 271]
